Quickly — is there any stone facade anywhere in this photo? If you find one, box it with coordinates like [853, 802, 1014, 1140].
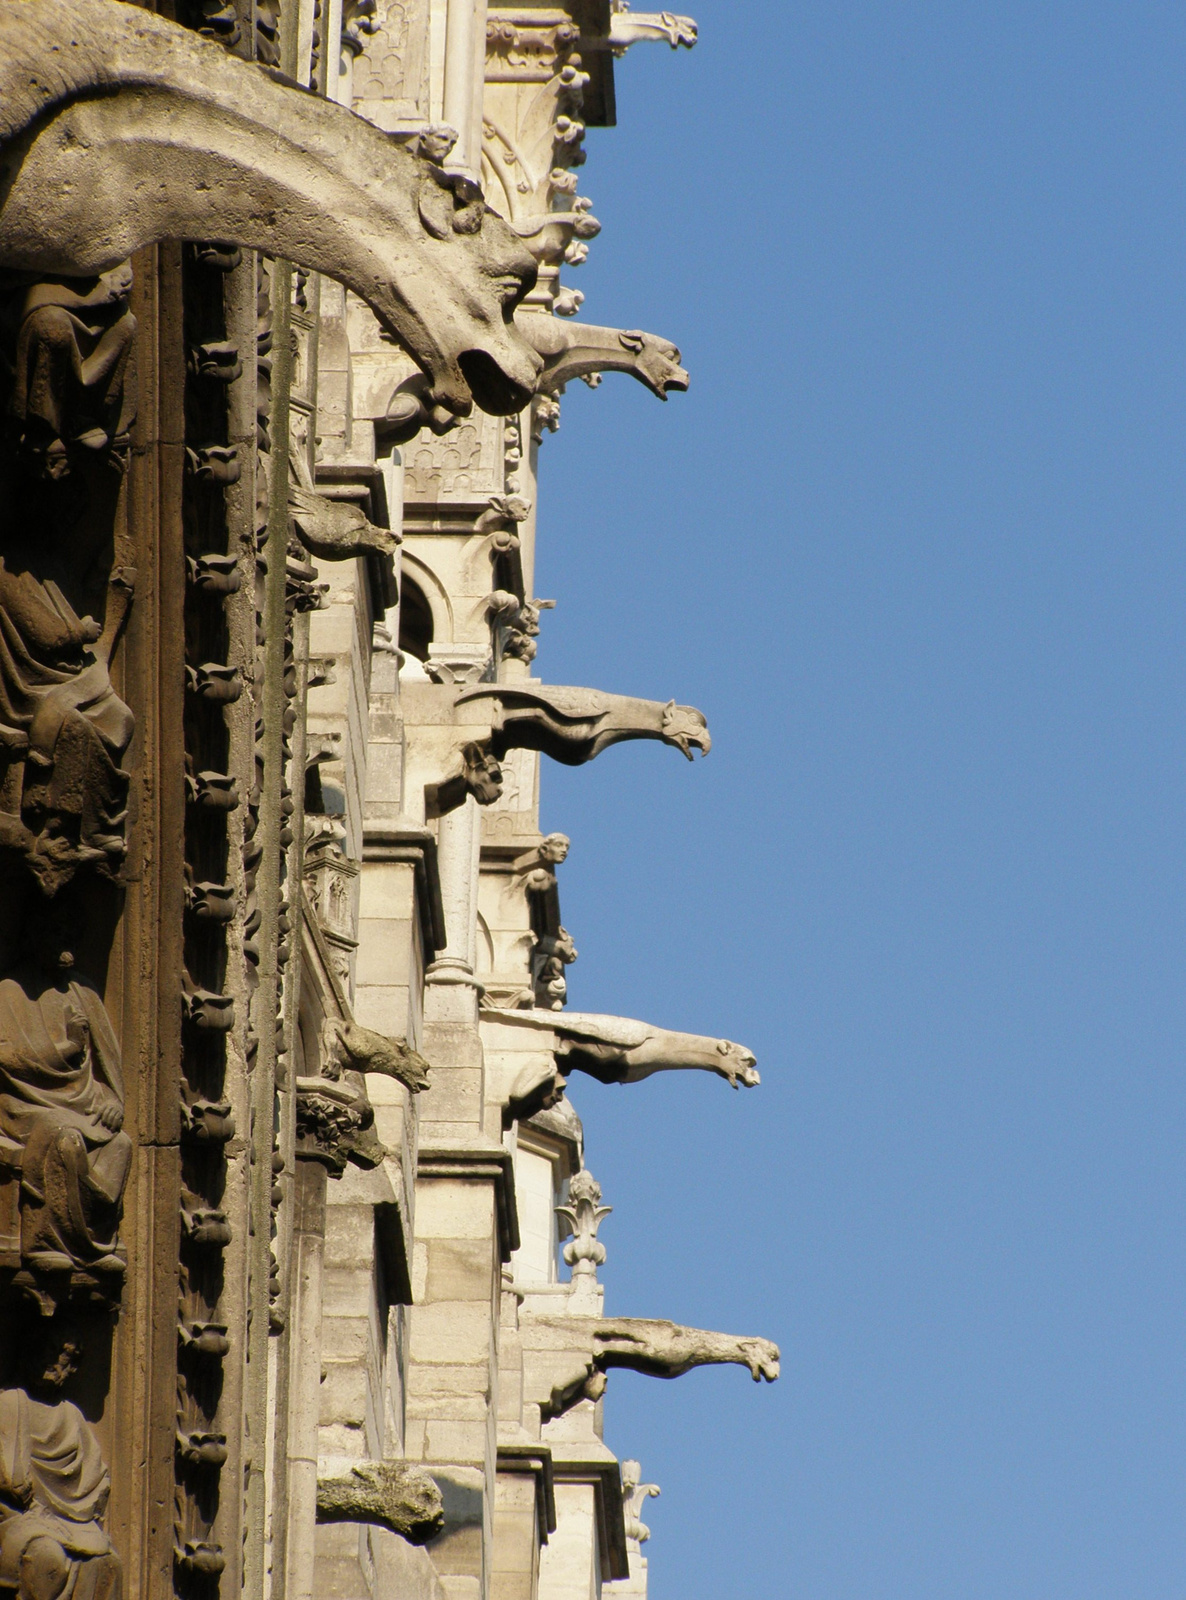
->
[0, 1, 776, 1597]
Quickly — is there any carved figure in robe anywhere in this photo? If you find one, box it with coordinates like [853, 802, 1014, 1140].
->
[0, 1339, 120, 1600]
[0, 509, 133, 890]
[0, 964, 129, 1281]
[4, 266, 137, 479]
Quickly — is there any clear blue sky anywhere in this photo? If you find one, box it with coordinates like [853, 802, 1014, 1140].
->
[530, 5, 1185, 1597]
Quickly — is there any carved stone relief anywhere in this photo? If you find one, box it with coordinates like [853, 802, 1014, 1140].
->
[0, 1334, 121, 1600]
[354, 0, 433, 126]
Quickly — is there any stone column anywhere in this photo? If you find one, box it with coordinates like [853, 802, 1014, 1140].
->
[426, 795, 483, 1009]
[443, 0, 489, 178]
[284, 1159, 328, 1600]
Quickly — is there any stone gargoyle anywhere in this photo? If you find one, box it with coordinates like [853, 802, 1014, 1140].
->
[316, 1457, 444, 1545]
[295, 1020, 431, 1171]
[0, 0, 542, 422]
[521, 318, 689, 402]
[518, 1313, 780, 1420]
[482, 1008, 758, 1124]
[426, 685, 710, 815]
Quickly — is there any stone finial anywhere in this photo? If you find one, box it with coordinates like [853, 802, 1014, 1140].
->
[621, 1460, 660, 1544]
[316, 1458, 444, 1544]
[556, 1170, 612, 1305]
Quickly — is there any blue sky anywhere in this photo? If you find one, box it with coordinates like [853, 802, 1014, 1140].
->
[528, 4, 1186, 1597]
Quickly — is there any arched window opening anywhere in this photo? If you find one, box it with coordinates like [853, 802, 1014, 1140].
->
[398, 577, 434, 661]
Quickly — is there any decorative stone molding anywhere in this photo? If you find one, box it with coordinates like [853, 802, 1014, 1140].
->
[295, 1079, 379, 1175]
[316, 1457, 444, 1543]
[0, 0, 543, 420]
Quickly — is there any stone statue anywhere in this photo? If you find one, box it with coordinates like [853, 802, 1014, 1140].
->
[0, 511, 134, 892]
[4, 265, 137, 478]
[0, 1337, 120, 1599]
[0, 0, 542, 423]
[521, 317, 689, 402]
[0, 963, 129, 1284]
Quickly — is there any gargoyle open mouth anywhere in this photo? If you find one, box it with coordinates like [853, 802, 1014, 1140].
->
[457, 348, 536, 417]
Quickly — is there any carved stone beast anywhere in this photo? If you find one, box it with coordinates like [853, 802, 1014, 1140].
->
[0, 0, 542, 420]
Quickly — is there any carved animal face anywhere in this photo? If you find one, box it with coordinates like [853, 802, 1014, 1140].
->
[660, 701, 712, 759]
[739, 1337, 781, 1382]
[0, 1, 542, 423]
[390, 165, 542, 420]
[618, 331, 690, 399]
[716, 1039, 760, 1087]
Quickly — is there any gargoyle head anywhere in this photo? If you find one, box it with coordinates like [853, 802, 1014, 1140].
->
[661, 701, 711, 759]
[616, 330, 689, 399]
[717, 1039, 760, 1088]
[335, 1020, 431, 1093]
[738, 1337, 781, 1382]
[383, 160, 541, 422]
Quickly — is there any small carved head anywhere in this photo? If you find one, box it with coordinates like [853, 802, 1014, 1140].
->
[618, 331, 689, 399]
[716, 1039, 760, 1088]
[462, 742, 504, 806]
[660, 701, 711, 760]
[385, 156, 541, 419]
[738, 1337, 781, 1383]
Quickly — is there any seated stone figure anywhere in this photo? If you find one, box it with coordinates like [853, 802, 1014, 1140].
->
[0, 962, 128, 1280]
[0, 528, 133, 888]
[6, 266, 137, 477]
[0, 1338, 120, 1599]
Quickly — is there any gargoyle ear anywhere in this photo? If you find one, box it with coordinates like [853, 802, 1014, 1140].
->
[418, 175, 454, 240]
